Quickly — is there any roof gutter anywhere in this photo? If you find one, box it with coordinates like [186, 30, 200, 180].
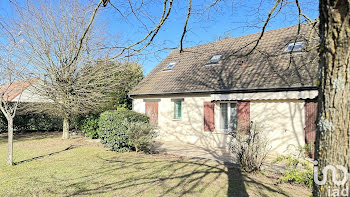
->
[128, 86, 318, 98]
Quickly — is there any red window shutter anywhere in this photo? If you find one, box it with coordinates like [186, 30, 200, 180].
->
[237, 101, 250, 133]
[204, 102, 215, 131]
[304, 101, 317, 158]
[145, 102, 158, 125]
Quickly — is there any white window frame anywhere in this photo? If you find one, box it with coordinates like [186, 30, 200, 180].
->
[163, 62, 176, 71]
[285, 41, 304, 52]
[208, 54, 222, 64]
[216, 101, 237, 133]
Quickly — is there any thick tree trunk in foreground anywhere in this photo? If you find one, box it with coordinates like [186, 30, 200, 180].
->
[7, 117, 13, 165]
[62, 117, 70, 139]
[314, 0, 350, 196]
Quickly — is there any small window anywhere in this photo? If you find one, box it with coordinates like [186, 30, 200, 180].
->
[285, 41, 304, 52]
[209, 55, 222, 64]
[174, 101, 182, 119]
[164, 62, 176, 71]
[219, 102, 237, 133]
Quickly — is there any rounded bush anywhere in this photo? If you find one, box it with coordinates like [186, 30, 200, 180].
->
[98, 109, 149, 152]
[80, 115, 100, 139]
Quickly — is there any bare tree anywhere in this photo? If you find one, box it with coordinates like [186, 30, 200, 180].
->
[8, 0, 119, 139]
[0, 38, 28, 165]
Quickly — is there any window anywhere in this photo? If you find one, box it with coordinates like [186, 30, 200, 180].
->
[285, 41, 304, 52]
[209, 55, 222, 64]
[174, 101, 182, 119]
[164, 62, 176, 71]
[219, 102, 237, 133]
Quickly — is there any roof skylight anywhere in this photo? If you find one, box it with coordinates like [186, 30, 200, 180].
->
[209, 55, 222, 64]
[285, 41, 304, 52]
[164, 62, 176, 71]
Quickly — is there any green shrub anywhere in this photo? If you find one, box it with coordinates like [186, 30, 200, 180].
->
[98, 109, 150, 152]
[125, 121, 156, 153]
[80, 115, 100, 139]
[16, 114, 62, 131]
[70, 115, 86, 131]
[0, 113, 62, 133]
[275, 155, 313, 186]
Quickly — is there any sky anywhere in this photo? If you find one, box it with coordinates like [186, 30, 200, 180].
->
[0, 0, 319, 75]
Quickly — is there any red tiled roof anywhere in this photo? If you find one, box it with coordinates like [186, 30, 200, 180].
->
[0, 78, 39, 102]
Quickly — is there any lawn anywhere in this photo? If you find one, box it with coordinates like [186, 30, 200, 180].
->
[0, 132, 311, 196]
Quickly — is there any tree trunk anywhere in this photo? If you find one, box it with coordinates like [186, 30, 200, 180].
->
[314, 0, 350, 196]
[7, 117, 13, 165]
[62, 117, 70, 139]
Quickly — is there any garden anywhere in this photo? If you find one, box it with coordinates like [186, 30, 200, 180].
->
[0, 108, 313, 196]
[0, 131, 311, 196]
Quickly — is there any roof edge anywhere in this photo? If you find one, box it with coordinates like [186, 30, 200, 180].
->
[129, 86, 318, 97]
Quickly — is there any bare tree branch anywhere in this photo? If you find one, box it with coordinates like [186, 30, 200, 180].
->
[242, 0, 282, 56]
[109, 1, 126, 19]
[109, 0, 173, 59]
[68, 0, 104, 70]
[295, 0, 313, 23]
[180, 0, 191, 53]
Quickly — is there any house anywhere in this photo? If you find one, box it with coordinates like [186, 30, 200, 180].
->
[129, 24, 318, 155]
[0, 78, 48, 103]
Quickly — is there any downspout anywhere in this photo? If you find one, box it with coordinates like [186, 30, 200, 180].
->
[128, 93, 134, 111]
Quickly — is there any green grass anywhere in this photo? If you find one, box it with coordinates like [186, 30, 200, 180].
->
[0, 132, 311, 196]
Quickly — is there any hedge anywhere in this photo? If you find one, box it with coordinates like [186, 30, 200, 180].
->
[0, 113, 62, 133]
[79, 114, 100, 139]
[98, 109, 150, 152]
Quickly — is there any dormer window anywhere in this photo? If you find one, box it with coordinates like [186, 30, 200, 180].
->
[164, 62, 176, 71]
[285, 41, 304, 52]
[209, 55, 222, 64]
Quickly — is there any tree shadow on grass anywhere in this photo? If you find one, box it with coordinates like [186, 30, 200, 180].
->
[32, 155, 292, 196]
[243, 175, 290, 197]
[13, 145, 77, 165]
[225, 162, 249, 197]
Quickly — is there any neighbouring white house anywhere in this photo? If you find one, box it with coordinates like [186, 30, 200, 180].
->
[0, 78, 48, 103]
[130, 24, 318, 156]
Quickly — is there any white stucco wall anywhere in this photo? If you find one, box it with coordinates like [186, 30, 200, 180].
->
[250, 100, 305, 154]
[132, 94, 233, 150]
[132, 98, 145, 114]
[132, 94, 306, 155]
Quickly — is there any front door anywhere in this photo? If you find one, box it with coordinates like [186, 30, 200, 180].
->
[145, 102, 158, 125]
